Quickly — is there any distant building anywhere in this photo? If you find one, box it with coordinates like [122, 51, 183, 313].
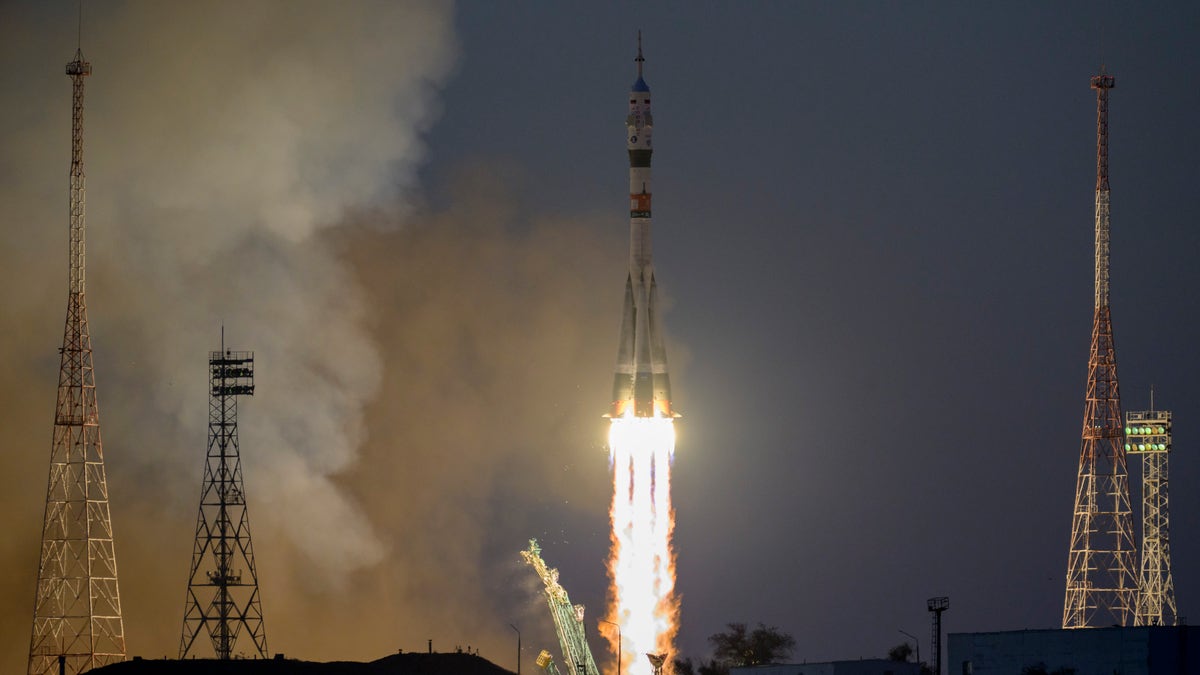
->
[949, 626, 1199, 675]
[732, 660, 922, 675]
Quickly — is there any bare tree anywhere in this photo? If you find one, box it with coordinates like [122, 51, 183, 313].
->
[709, 622, 796, 670]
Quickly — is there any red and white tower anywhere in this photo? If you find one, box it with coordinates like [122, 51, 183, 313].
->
[1062, 69, 1138, 629]
[28, 48, 127, 675]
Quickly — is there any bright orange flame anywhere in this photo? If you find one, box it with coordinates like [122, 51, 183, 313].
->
[605, 416, 678, 675]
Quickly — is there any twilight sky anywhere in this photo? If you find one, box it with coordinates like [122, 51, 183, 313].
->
[2, 1, 1200, 673]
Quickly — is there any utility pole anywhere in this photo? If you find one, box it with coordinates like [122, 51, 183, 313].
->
[600, 619, 622, 675]
[898, 629, 920, 665]
[510, 624, 522, 675]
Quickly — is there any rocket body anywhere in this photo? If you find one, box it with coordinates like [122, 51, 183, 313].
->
[611, 47, 673, 419]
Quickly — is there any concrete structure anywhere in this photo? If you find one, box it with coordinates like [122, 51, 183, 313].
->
[949, 626, 1199, 674]
[733, 661, 922, 675]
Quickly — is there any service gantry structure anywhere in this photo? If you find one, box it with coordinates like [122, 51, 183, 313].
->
[27, 47, 127, 675]
[179, 339, 269, 659]
[1127, 401, 1177, 626]
[522, 540, 601, 675]
[1062, 69, 1138, 629]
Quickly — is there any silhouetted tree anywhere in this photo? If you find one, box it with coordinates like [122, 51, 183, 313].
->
[887, 642, 913, 662]
[887, 643, 933, 674]
[709, 622, 796, 670]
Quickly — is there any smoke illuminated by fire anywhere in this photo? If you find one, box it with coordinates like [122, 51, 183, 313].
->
[605, 416, 678, 675]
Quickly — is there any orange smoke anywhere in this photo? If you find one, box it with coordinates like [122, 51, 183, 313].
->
[604, 416, 678, 675]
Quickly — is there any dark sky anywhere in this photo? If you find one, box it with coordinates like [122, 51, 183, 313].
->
[430, 0, 1200, 660]
[2, 1, 1200, 673]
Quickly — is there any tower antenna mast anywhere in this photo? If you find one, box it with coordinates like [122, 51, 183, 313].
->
[28, 42, 127, 675]
[1062, 68, 1137, 629]
[179, 337, 268, 659]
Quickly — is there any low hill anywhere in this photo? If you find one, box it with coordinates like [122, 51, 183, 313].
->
[90, 651, 518, 675]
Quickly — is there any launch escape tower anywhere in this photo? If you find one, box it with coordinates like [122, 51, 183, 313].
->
[1062, 69, 1138, 629]
[28, 48, 127, 675]
[179, 340, 268, 659]
[521, 540, 601, 675]
[1127, 405, 1177, 626]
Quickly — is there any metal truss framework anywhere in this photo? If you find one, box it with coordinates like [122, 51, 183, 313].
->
[179, 345, 268, 659]
[928, 597, 948, 675]
[1127, 409, 1177, 626]
[1062, 70, 1137, 629]
[522, 540, 600, 675]
[28, 48, 126, 675]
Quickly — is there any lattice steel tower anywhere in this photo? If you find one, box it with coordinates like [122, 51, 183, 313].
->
[1062, 69, 1137, 629]
[28, 47, 126, 675]
[928, 597, 948, 675]
[179, 340, 268, 659]
[521, 540, 600, 675]
[1127, 405, 1177, 626]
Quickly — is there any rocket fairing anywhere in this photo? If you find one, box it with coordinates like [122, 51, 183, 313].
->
[610, 34, 675, 419]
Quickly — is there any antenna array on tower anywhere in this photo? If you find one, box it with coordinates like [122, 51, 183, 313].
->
[179, 342, 268, 659]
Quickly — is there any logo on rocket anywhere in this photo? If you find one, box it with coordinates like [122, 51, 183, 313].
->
[609, 33, 675, 419]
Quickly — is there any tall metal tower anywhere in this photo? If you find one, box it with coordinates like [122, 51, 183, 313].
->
[28, 47, 127, 675]
[927, 597, 948, 675]
[1127, 406, 1177, 626]
[1062, 69, 1138, 629]
[179, 340, 268, 659]
[521, 540, 600, 675]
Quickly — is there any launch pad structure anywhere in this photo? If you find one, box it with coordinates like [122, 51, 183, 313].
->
[1127, 407, 1177, 626]
[521, 540, 601, 675]
[1062, 69, 1138, 630]
[179, 339, 269, 659]
[27, 47, 127, 675]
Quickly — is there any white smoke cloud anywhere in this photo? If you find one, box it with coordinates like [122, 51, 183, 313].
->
[0, 0, 458, 580]
[0, 1, 621, 666]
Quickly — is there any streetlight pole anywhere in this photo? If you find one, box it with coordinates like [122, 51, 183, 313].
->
[898, 629, 920, 665]
[598, 619, 621, 675]
[509, 624, 521, 675]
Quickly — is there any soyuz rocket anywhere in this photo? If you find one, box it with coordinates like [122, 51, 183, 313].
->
[609, 34, 675, 419]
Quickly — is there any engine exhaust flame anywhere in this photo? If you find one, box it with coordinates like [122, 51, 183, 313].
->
[605, 416, 677, 675]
